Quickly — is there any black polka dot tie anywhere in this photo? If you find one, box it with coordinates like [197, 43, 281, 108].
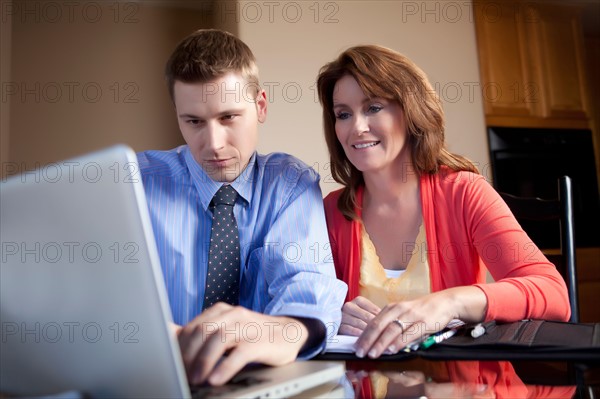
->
[203, 185, 240, 309]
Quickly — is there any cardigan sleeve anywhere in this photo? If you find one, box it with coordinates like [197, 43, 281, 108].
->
[323, 192, 342, 280]
[323, 190, 361, 302]
[460, 174, 570, 322]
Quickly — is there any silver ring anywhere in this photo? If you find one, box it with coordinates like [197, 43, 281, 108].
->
[393, 319, 406, 331]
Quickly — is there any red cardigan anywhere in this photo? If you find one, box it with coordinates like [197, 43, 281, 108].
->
[323, 169, 570, 322]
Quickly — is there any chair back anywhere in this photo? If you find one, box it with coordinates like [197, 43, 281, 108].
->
[499, 176, 579, 323]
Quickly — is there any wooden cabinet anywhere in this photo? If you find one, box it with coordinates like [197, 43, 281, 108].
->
[575, 247, 600, 322]
[474, 0, 591, 128]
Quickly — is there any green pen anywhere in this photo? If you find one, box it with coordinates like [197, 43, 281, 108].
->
[419, 329, 458, 350]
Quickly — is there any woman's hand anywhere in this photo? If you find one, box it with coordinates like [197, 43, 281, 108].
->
[354, 286, 487, 358]
[339, 296, 381, 336]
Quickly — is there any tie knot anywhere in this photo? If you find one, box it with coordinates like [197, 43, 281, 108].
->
[212, 185, 238, 206]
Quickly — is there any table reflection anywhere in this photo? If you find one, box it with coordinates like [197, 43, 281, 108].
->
[340, 360, 578, 399]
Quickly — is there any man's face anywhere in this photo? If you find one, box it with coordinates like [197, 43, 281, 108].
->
[173, 73, 267, 182]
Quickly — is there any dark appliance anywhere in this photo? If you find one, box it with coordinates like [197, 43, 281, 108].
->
[487, 127, 600, 248]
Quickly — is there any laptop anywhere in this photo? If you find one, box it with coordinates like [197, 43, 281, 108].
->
[0, 145, 344, 398]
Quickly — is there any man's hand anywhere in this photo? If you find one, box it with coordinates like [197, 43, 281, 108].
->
[177, 303, 314, 386]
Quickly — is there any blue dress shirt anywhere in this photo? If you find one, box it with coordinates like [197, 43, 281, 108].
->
[137, 145, 346, 355]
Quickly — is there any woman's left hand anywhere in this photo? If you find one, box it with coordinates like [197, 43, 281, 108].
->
[354, 286, 487, 358]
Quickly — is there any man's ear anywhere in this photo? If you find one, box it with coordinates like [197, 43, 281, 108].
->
[256, 89, 267, 123]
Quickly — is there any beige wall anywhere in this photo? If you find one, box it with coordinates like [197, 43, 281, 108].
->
[226, 0, 488, 194]
[5, 1, 210, 171]
[4, 0, 488, 195]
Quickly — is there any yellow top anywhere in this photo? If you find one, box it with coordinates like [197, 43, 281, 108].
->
[369, 372, 389, 398]
[359, 223, 431, 308]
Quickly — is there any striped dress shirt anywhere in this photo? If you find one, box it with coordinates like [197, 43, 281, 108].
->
[137, 145, 346, 354]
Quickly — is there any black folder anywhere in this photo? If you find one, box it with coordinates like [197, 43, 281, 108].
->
[423, 320, 600, 362]
[317, 320, 600, 363]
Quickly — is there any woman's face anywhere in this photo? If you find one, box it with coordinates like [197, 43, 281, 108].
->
[332, 75, 411, 176]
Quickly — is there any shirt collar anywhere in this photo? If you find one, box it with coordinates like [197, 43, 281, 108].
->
[183, 146, 256, 211]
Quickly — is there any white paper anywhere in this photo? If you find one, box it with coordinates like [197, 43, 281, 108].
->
[325, 335, 409, 354]
[325, 335, 359, 353]
[324, 320, 465, 354]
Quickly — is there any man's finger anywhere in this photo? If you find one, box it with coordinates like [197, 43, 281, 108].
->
[189, 326, 236, 385]
[208, 346, 256, 386]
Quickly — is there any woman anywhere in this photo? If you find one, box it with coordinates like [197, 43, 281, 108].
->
[316, 45, 570, 359]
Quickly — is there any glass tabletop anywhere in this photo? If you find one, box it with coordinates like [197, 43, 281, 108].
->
[332, 358, 598, 399]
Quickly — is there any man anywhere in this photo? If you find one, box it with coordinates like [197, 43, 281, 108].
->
[137, 29, 346, 386]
